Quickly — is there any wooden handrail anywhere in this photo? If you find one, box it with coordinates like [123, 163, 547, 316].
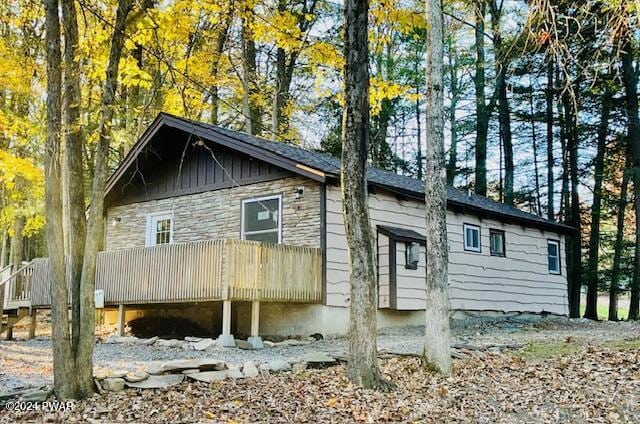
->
[0, 261, 33, 287]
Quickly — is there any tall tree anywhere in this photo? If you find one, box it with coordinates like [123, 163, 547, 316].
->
[609, 157, 630, 321]
[584, 89, 611, 320]
[621, 35, 640, 320]
[341, 0, 388, 390]
[473, 0, 488, 195]
[241, 3, 261, 135]
[545, 56, 555, 219]
[424, 0, 452, 374]
[44, 0, 74, 399]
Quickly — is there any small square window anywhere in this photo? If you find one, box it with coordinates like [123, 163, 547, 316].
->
[489, 229, 505, 257]
[548, 240, 561, 274]
[463, 224, 481, 252]
[146, 212, 173, 247]
[405, 242, 420, 270]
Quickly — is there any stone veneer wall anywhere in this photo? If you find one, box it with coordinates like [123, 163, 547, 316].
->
[105, 176, 321, 250]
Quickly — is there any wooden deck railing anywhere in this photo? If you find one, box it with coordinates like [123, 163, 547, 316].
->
[28, 239, 323, 307]
[1, 262, 35, 309]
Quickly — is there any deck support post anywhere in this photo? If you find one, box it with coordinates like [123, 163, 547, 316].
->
[217, 300, 235, 347]
[28, 309, 36, 339]
[5, 324, 12, 341]
[248, 301, 263, 349]
[117, 304, 126, 336]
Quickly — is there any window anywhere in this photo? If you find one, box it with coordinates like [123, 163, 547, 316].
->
[548, 240, 561, 274]
[145, 211, 173, 247]
[241, 195, 281, 244]
[489, 229, 506, 257]
[405, 242, 420, 270]
[463, 224, 481, 252]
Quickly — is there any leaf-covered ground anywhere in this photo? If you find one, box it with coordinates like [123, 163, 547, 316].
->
[2, 340, 639, 423]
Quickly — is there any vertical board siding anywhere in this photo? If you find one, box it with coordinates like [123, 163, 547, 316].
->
[29, 239, 322, 307]
[325, 185, 569, 315]
[394, 241, 427, 310]
[377, 233, 390, 308]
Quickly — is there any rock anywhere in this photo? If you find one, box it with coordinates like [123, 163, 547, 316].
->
[235, 339, 254, 350]
[94, 379, 104, 394]
[292, 363, 307, 373]
[192, 339, 216, 351]
[146, 362, 163, 375]
[105, 336, 138, 344]
[21, 389, 51, 402]
[263, 340, 275, 347]
[186, 371, 227, 383]
[197, 359, 228, 372]
[181, 369, 200, 375]
[156, 339, 181, 348]
[184, 336, 202, 342]
[264, 360, 291, 373]
[242, 361, 259, 378]
[93, 370, 108, 380]
[309, 333, 324, 341]
[107, 370, 128, 379]
[139, 336, 159, 345]
[226, 368, 244, 379]
[300, 352, 336, 368]
[125, 371, 149, 383]
[102, 378, 125, 392]
[159, 359, 227, 374]
[125, 374, 184, 389]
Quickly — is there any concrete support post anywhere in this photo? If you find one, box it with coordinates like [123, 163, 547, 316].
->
[28, 309, 36, 339]
[217, 300, 235, 347]
[117, 304, 126, 336]
[248, 300, 263, 349]
[5, 324, 12, 341]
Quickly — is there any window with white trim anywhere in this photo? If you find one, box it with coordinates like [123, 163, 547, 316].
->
[463, 223, 481, 252]
[241, 195, 281, 244]
[548, 240, 561, 274]
[145, 211, 173, 247]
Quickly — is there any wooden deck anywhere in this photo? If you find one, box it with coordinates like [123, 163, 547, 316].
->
[24, 239, 323, 308]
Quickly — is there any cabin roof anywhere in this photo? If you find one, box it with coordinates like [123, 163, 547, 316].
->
[106, 113, 576, 235]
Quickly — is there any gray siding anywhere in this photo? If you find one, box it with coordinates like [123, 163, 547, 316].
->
[326, 185, 568, 315]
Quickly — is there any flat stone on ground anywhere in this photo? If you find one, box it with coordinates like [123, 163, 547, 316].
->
[21, 389, 51, 402]
[125, 374, 184, 389]
[242, 361, 259, 378]
[300, 351, 337, 368]
[124, 371, 149, 383]
[102, 378, 125, 392]
[191, 339, 216, 351]
[186, 371, 228, 383]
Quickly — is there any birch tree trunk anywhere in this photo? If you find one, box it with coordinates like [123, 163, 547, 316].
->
[75, 0, 135, 396]
[44, 0, 77, 399]
[341, 0, 388, 390]
[424, 0, 452, 374]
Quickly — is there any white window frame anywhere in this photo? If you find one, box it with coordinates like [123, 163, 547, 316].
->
[145, 211, 174, 247]
[241, 194, 282, 244]
[548, 239, 561, 275]
[463, 223, 481, 253]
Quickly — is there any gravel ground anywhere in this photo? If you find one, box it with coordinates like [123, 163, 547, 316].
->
[2, 316, 640, 394]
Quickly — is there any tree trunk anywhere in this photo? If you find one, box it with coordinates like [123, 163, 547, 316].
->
[210, 13, 232, 125]
[584, 91, 611, 320]
[473, 0, 488, 196]
[10, 216, 24, 272]
[61, 0, 87, 355]
[621, 40, 640, 320]
[609, 160, 629, 321]
[241, 5, 261, 135]
[75, 0, 135, 396]
[564, 90, 581, 318]
[424, 0, 452, 374]
[529, 83, 542, 215]
[545, 57, 555, 219]
[44, 0, 77, 399]
[446, 45, 458, 185]
[342, 0, 387, 390]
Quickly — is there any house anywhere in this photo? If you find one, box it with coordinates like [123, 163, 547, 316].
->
[1, 113, 574, 344]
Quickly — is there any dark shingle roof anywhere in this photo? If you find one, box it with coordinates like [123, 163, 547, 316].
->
[156, 114, 575, 234]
